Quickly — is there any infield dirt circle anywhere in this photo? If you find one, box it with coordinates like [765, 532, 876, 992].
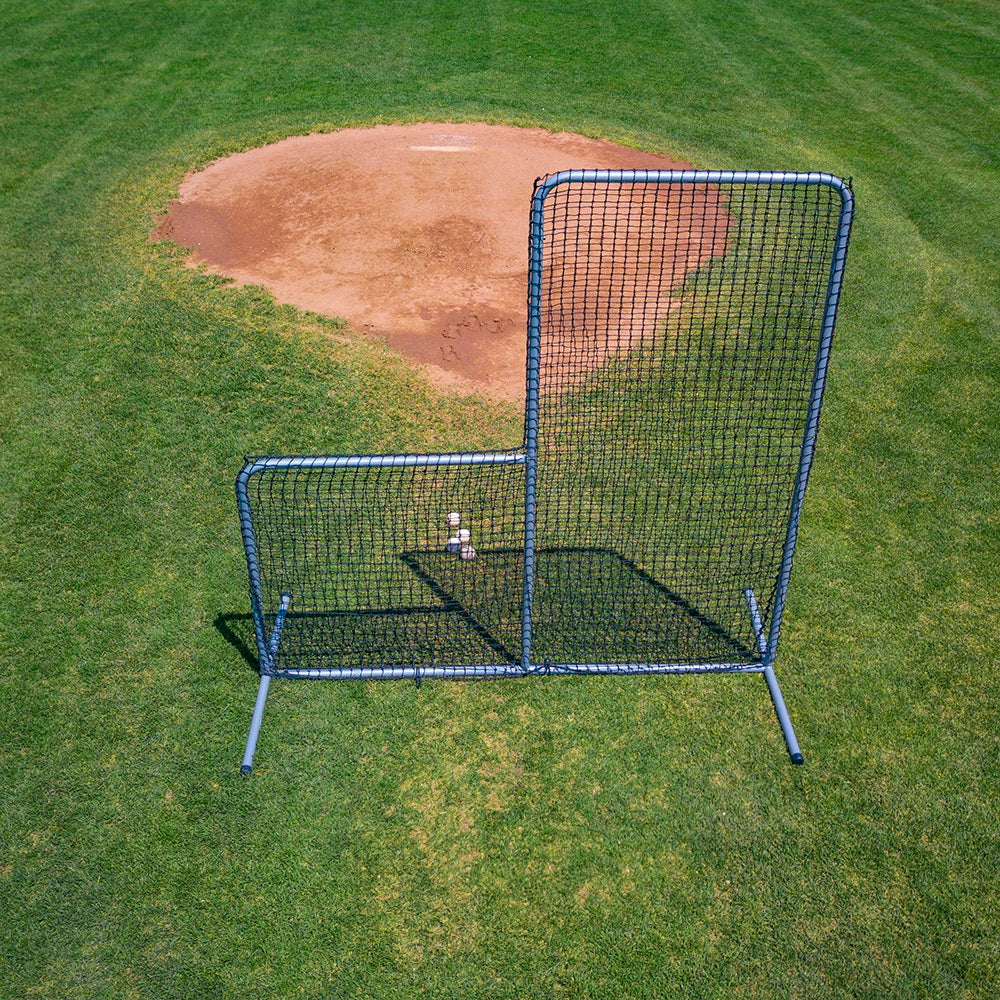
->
[154, 123, 693, 401]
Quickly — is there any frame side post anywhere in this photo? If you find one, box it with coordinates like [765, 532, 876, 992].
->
[235, 462, 274, 675]
[521, 179, 550, 673]
[764, 180, 855, 670]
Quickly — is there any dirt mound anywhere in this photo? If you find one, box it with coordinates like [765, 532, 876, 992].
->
[153, 123, 693, 400]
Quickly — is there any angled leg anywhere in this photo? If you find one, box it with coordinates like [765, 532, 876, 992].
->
[745, 588, 804, 765]
[240, 593, 291, 775]
[762, 664, 804, 765]
[241, 674, 271, 775]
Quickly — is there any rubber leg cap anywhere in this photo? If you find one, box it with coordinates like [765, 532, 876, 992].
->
[791, 752, 805, 765]
[240, 764, 252, 776]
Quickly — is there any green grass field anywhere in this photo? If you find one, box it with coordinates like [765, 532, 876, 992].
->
[1, 1, 997, 996]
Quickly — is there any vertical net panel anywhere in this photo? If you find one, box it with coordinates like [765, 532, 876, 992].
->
[243, 455, 525, 675]
[530, 176, 844, 669]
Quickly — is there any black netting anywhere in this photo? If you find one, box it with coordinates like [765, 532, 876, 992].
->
[529, 177, 845, 667]
[241, 456, 525, 675]
[237, 174, 850, 678]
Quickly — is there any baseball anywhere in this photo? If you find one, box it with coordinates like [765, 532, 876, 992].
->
[447, 511, 462, 528]
[460, 544, 477, 561]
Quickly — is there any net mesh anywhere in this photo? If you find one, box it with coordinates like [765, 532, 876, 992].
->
[241, 456, 526, 675]
[238, 174, 848, 678]
[529, 176, 844, 668]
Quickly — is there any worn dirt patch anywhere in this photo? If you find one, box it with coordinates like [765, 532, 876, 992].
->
[153, 123, 699, 401]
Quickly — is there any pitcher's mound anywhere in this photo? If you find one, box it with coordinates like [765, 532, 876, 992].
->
[153, 123, 691, 401]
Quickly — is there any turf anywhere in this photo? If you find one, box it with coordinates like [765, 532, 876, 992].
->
[0, 0, 997, 996]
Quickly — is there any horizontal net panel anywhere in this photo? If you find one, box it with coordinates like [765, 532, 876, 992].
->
[530, 176, 845, 666]
[241, 455, 526, 673]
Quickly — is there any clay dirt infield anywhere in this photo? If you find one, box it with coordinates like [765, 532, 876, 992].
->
[153, 123, 721, 401]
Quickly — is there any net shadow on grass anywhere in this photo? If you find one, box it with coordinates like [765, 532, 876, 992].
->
[214, 612, 261, 672]
[404, 545, 755, 669]
[222, 545, 755, 676]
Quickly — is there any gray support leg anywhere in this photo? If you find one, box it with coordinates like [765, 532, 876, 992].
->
[762, 664, 804, 765]
[240, 593, 291, 775]
[241, 674, 271, 775]
[745, 588, 804, 765]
